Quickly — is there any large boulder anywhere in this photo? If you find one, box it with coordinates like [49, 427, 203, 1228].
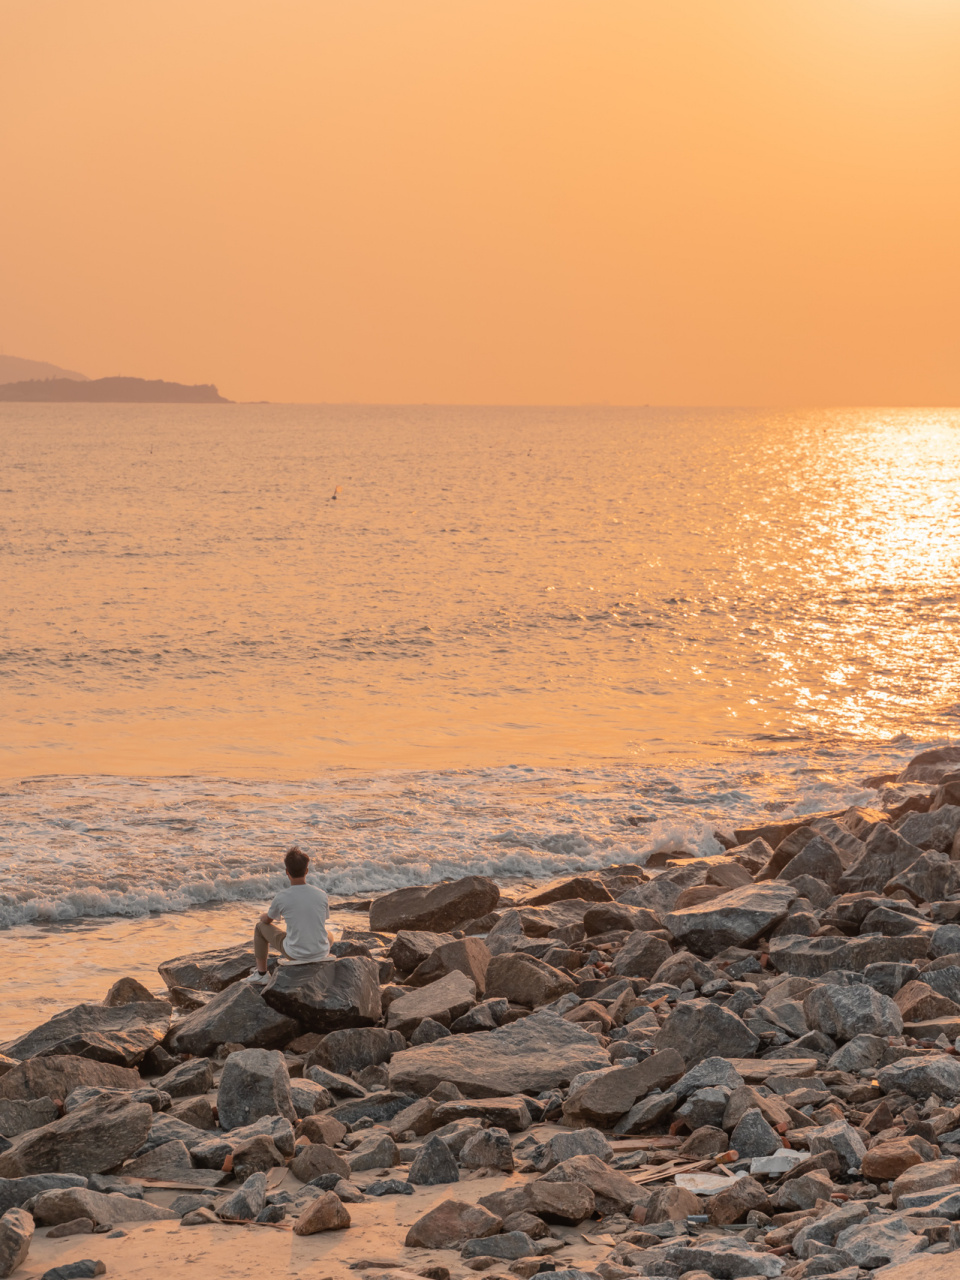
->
[170, 983, 299, 1056]
[898, 746, 960, 783]
[0, 1099, 59, 1138]
[877, 1055, 960, 1101]
[388, 931, 456, 974]
[653, 1000, 759, 1066]
[0, 1207, 33, 1279]
[386, 971, 477, 1036]
[33, 1185, 176, 1228]
[838, 825, 926, 895]
[0, 1056, 139, 1103]
[217, 1048, 296, 1130]
[896, 806, 960, 853]
[157, 944, 262, 992]
[769, 933, 930, 976]
[404, 1199, 501, 1249]
[0, 1094, 153, 1178]
[407, 938, 491, 996]
[261, 958, 381, 1031]
[389, 1011, 609, 1098]
[370, 877, 500, 934]
[802, 983, 903, 1043]
[484, 954, 574, 1008]
[0, 1002, 170, 1068]
[538, 1153, 647, 1215]
[0, 1176, 87, 1217]
[609, 932, 673, 979]
[663, 883, 796, 954]
[306, 1028, 405, 1077]
[520, 877, 612, 906]
[563, 1053, 685, 1127]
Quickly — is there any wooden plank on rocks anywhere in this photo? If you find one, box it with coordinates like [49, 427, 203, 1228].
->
[726, 1057, 818, 1081]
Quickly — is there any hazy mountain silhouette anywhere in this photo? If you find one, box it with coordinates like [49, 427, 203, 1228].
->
[0, 354, 89, 384]
[0, 376, 231, 403]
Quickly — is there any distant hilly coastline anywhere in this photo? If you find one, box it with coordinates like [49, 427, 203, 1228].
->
[0, 375, 231, 403]
[0, 354, 89, 384]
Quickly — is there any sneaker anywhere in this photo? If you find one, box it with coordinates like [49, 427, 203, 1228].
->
[245, 969, 269, 985]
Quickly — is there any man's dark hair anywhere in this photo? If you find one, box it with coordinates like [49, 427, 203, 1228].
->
[284, 846, 310, 878]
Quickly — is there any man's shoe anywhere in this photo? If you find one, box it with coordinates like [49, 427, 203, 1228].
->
[245, 969, 270, 985]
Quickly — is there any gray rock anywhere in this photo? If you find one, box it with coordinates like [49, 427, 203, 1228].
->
[388, 1011, 609, 1098]
[805, 1119, 866, 1172]
[612, 1090, 678, 1134]
[407, 1135, 460, 1185]
[0, 1098, 59, 1139]
[388, 930, 457, 973]
[217, 1048, 296, 1131]
[931, 925, 960, 958]
[410, 1018, 451, 1045]
[0, 1057, 139, 1104]
[63, 1086, 168, 1114]
[366, 1179, 413, 1196]
[386, 970, 477, 1035]
[802, 982, 903, 1043]
[31, 1186, 176, 1226]
[370, 876, 500, 933]
[0, 1095, 153, 1179]
[408, 938, 491, 996]
[304, 1064, 365, 1097]
[617, 876, 683, 918]
[134, 1112, 212, 1155]
[835, 1216, 927, 1268]
[524, 1128, 612, 1173]
[666, 1238, 783, 1278]
[787, 874, 833, 909]
[769, 932, 930, 976]
[535, 1153, 645, 1214]
[673, 1057, 746, 1099]
[922, 965, 960, 1005]
[0, 1176, 87, 1217]
[345, 1133, 399, 1173]
[653, 999, 760, 1065]
[154, 1057, 216, 1098]
[483, 910, 526, 957]
[885, 850, 960, 904]
[608, 932, 673, 979]
[563, 1053, 684, 1127]
[217, 1170, 267, 1221]
[878, 1054, 960, 1100]
[450, 999, 508, 1034]
[288, 1078, 332, 1117]
[170, 984, 299, 1057]
[838, 824, 927, 894]
[583, 902, 659, 935]
[676, 1087, 731, 1130]
[730, 1108, 779, 1159]
[0, 1002, 170, 1068]
[896, 805, 960, 852]
[39, 1261, 107, 1280]
[306, 1028, 405, 1077]
[826, 1034, 886, 1073]
[484, 953, 573, 1007]
[122, 1138, 195, 1180]
[0, 1207, 32, 1279]
[862, 962, 920, 996]
[262, 958, 381, 1031]
[327, 1092, 417, 1127]
[663, 883, 797, 954]
[461, 1230, 538, 1260]
[899, 745, 960, 782]
[777, 836, 844, 889]
[460, 1127, 514, 1172]
[158, 944, 263, 992]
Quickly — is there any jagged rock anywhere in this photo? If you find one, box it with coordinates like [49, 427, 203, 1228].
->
[386, 970, 477, 1035]
[538, 1153, 646, 1214]
[404, 1199, 501, 1248]
[217, 1170, 267, 1221]
[262, 958, 381, 1031]
[663, 883, 797, 954]
[409, 1018, 450, 1045]
[388, 1011, 609, 1097]
[45, 1218, 94, 1238]
[0, 1098, 59, 1139]
[346, 1133, 399, 1173]
[674, 1057, 745, 1099]
[896, 805, 960, 851]
[827, 1034, 886, 1073]
[123, 1139, 194, 1179]
[564, 1054, 683, 1127]
[103, 977, 159, 1007]
[611, 1090, 678, 1134]
[432, 1096, 532, 1131]
[729, 1109, 779, 1159]
[666, 1239, 783, 1278]
[0, 1002, 170, 1068]
[707, 1174, 770, 1224]
[776, 1168, 835, 1210]
[327, 1091, 416, 1127]
[158, 944, 264, 992]
[0, 1176, 87, 1217]
[31, 1186, 176, 1226]
[899, 745, 960, 782]
[484, 954, 574, 1007]
[835, 1216, 927, 1269]
[450, 998, 509, 1034]
[151, 1057, 215, 1100]
[190, 1115, 294, 1169]
[522, 877, 612, 906]
[617, 877, 683, 918]
[289, 1143, 350, 1182]
[408, 938, 491, 996]
[136, 1112, 214, 1155]
[461, 1230, 538, 1259]
[231, 1135, 286, 1182]
[366, 1179, 414, 1196]
[891, 1157, 960, 1206]
[804, 1119, 866, 1172]
[0, 1095, 153, 1179]
[608, 932, 673, 979]
[676, 1087, 731, 1130]
[802, 982, 903, 1042]
[388, 931, 456, 973]
[583, 903, 658, 935]
[293, 1189, 350, 1234]
[649, 951, 717, 989]
[878, 1054, 960, 1100]
[288, 1078, 332, 1117]
[217, 1048, 296, 1130]
[304, 1064, 365, 1097]
[64, 1085, 167, 1114]
[523, 1128, 612, 1172]
[460, 1127, 514, 1172]
[838, 824, 927, 894]
[296, 1114, 346, 1146]
[922, 965, 960, 1005]
[169, 983, 298, 1056]
[888, 850, 960, 904]
[862, 1134, 938, 1180]
[863, 961, 920, 996]
[653, 999, 759, 1065]
[769, 932, 930, 976]
[483, 910, 527, 956]
[370, 877, 500, 934]
[0, 1207, 32, 1279]
[306, 1028, 405, 1077]
[894, 980, 960, 1022]
[407, 1135, 460, 1185]
[775, 835, 844, 889]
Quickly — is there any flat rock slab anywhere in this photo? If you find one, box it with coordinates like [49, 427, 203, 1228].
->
[389, 1011, 610, 1098]
[262, 957, 381, 1031]
[664, 883, 797, 953]
[370, 877, 500, 934]
[0, 1002, 170, 1068]
[158, 944, 262, 992]
[431, 1097, 533, 1132]
[386, 970, 477, 1036]
[31, 1186, 177, 1227]
[768, 933, 931, 976]
[0, 1095, 154, 1179]
[725, 1058, 818, 1082]
[170, 982, 299, 1056]
[0, 1176, 88, 1217]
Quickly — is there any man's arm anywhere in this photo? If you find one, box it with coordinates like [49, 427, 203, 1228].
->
[260, 912, 274, 925]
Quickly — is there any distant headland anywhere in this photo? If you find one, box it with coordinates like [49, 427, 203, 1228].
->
[0, 376, 231, 403]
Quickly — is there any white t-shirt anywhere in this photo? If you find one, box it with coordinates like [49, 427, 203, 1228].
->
[267, 884, 330, 963]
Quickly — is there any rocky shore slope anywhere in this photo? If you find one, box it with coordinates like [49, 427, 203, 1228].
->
[2, 745, 960, 1280]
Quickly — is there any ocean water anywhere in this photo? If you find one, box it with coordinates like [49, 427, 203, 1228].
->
[1, 404, 959, 1036]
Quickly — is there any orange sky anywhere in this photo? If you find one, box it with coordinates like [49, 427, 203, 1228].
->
[2, 1, 959, 405]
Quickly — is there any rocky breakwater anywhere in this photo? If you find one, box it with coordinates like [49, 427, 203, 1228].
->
[3, 747, 960, 1280]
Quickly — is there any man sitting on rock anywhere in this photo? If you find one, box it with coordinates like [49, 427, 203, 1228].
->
[246, 846, 330, 984]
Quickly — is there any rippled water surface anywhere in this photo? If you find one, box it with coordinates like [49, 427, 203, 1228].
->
[1, 405, 958, 1029]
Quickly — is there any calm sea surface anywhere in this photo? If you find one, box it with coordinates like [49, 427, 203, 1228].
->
[1, 404, 958, 1033]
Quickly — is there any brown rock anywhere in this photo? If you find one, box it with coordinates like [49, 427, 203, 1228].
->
[46, 1217, 95, 1238]
[389, 931, 457, 973]
[484, 954, 575, 1008]
[0, 1207, 33, 1278]
[296, 1115, 348, 1146]
[527, 1179, 595, 1223]
[0, 1094, 153, 1179]
[891, 1157, 960, 1207]
[894, 980, 960, 1022]
[678, 1126, 729, 1157]
[645, 1186, 702, 1223]
[289, 1142, 351, 1182]
[168, 1097, 217, 1130]
[521, 878, 612, 907]
[538, 1154, 646, 1215]
[386, 970, 478, 1036]
[103, 977, 160, 1006]
[862, 1134, 940, 1181]
[0, 1055, 139, 1102]
[370, 877, 500, 934]
[31, 1186, 176, 1227]
[408, 938, 492, 997]
[293, 1190, 351, 1234]
[404, 1200, 502, 1249]
[563, 1051, 685, 1127]
[707, 1175, 771, 1225]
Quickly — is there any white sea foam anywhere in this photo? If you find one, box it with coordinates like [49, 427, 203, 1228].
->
[0, 737, 935, 930]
